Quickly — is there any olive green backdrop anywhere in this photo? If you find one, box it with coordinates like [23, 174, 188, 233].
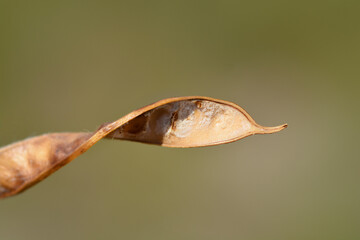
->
[0, 0, 359, 239]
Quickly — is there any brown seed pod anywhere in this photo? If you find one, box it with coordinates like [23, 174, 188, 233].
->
[0, 96, 287, 199]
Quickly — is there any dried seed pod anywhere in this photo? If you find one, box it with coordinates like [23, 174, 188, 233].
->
[107, 97, 287, 147]
[0, 96, 287, 199]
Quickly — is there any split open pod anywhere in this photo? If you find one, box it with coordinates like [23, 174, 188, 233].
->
[0, 96, 287, 199]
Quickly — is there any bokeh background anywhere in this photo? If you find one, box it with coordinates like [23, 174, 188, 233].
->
[0, 0, 359, 239]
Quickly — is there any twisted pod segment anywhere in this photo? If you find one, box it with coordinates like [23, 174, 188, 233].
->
[0, 96, 287, 199]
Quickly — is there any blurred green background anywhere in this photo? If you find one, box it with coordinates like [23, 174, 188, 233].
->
[0, 0, 359, 239]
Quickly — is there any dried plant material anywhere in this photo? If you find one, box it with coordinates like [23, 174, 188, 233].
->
[0, 96, 287, 199]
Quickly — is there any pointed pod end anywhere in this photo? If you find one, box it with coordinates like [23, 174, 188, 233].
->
[256, 123, 288, 134]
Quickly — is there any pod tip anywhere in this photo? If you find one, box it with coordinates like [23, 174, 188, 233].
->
[257, 123, 288, 134]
